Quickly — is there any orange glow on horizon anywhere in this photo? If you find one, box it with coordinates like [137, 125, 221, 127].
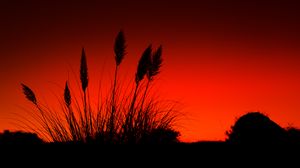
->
[4, 40, 300, 142]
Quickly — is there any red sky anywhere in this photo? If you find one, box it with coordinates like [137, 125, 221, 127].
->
[1, 0, 300, 142]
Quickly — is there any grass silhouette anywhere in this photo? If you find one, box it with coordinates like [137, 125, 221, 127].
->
[20, 31, 180, 144]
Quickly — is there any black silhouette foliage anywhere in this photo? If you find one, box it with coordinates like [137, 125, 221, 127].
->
[226, 112, 288, 144]
[148, 45, 163, 80]
[64, 81, 71, 107]
[135, 45, 152, 84]
[80, 48, 88, 92]
[114, 30, 126, 66]
[0, 130, 43, 145]
[141, 128, 180, 144]
[286, 127, 300, 144]
[21, 83, 37, 105]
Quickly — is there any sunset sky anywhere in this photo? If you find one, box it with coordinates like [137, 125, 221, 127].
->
[1, 0, 300, 142]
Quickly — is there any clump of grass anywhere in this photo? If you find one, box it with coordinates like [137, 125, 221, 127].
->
[20, 31, 180, 144]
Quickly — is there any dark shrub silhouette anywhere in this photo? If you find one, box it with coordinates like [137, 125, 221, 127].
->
[226, 112, 288, 144]
[0, 130, 43, 145]
[286, 127, 300, 144]
[140, 128, 180, 144]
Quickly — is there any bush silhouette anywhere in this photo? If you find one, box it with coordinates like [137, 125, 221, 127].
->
[0, 130, 43, 145]
[226, 112, 288, 144]
[286, 127, 300, 144]
[140, 128, 180, 144]
[20, 31, 179, 144]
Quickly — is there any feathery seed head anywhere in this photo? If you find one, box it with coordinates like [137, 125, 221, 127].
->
[135, 45, 152, 84]
[64, 81, 71, 107]
[148, 45, 163, 80]
[21, 83, 37, 105]
[80, 47, 88, 92]
[114, 30, 126, 66]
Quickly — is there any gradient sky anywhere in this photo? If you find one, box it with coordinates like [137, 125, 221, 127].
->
[1, 0, 300, 142]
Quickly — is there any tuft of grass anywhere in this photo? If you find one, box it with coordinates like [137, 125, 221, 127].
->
[20, 31, 180, 144]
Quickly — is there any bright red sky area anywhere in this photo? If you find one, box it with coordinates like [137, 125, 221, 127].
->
[1, 0, 300, 142]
